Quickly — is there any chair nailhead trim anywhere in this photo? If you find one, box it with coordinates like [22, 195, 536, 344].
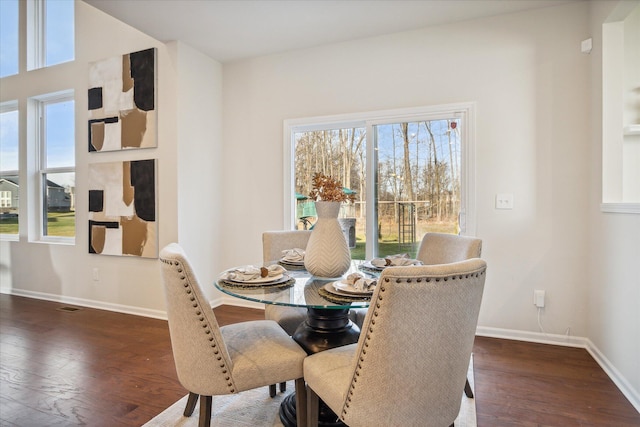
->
[343, 276, 391, 419]
[165, 257, 236, 394]
[338, 265, 487, 419]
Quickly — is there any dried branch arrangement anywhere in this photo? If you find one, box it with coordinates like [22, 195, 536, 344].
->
[309, 173, 355, 203]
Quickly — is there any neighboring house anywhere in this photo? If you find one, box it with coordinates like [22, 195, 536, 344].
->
[0, 177, 19, 214]
[0, 177, 72, 213]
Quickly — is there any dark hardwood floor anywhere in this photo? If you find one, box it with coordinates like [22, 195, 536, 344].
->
[0, 294, 638, 426]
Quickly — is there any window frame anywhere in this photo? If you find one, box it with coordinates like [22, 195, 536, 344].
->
[284, 102, 476, 259]
[29, 90, 75, 243]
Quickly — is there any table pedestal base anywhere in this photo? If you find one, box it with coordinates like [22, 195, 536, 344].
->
[279, 307, 360, 427]
[280, 393, 344, 427]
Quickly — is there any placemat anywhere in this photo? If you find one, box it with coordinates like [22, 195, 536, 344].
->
[218, 276, 296, 289]
[318, 287, 372, 303]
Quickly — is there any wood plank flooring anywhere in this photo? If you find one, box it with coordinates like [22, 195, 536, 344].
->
[1, 294, 638, 426]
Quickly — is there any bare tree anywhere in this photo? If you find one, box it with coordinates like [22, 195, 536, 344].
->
[399, 123, 415, 202]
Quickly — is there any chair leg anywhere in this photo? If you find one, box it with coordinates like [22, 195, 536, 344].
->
[184, 392, 199, 417]
[279, 381, 287, 393]
[294, 378, 307, 427]
[464, 377, 474, 398]
[307, 385, 320, 427]
[199, 395, 212, 427]
[269, 384, 277, 398]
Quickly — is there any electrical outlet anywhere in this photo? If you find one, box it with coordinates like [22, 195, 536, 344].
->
[496, 193, 514, 209]
[92, 268, 99, 282]
[534, 290, 545, 308]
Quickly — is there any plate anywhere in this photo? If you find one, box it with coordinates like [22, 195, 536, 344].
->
[322, 283, 372, 298]
[279, 259, 305, 266]
[330, 280, 374, 295]
[227, 273, 284, 284]
[360, 261, 385, 271]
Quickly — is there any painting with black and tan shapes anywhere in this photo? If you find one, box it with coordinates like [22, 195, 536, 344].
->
[88, 48, 157, 152]
[88, 159, 157, 258]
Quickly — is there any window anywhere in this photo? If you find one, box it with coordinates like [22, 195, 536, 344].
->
[0, 101, 19, 238]
[27, 0, 75, 70]
[286, 103, 475, 260]
[0, 0, 19, 77]
[31, 91, 75, 240]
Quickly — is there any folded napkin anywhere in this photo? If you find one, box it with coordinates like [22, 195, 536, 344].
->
[370, 253, 422, 268]
[344, 273, 377, 292]
[220, 264, 286, 282]
[281, 248, 305, 262]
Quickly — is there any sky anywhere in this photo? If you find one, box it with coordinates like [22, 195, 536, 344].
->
[0, 0, 75, 188]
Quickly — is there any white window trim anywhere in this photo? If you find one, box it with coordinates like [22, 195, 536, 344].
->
[26, 0, 45, 71]
[28, 89, 75, 244]
[283, 102, 476, 258]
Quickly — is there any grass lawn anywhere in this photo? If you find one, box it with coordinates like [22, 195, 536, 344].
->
[349, 221, 458, 259]
[0, 212, 75, 237]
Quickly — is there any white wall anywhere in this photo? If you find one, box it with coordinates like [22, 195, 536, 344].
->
[0, 2, 223, 316]
[588, 0, 640, 406]
[222, 2, 591, 332]
[172, 41, 224, 302]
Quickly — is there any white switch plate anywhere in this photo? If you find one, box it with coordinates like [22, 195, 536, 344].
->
[496, 193, 514, 209]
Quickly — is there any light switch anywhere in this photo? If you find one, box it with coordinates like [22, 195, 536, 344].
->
[495, 193, 514, 209]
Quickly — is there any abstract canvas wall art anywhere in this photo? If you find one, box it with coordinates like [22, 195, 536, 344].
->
[88, 48, 157, 152]
[88, 159, 157, 258]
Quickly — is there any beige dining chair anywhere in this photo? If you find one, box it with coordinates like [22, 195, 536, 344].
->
[353, 232, 482, 327]
[262, 230, 312, 396]
[304, 259, 487, 427]
[352, 232, 482, 398]
[263, 230, 313, 336]
[159, 243, 308, 427]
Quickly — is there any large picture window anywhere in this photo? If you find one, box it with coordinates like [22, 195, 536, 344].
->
[285, 103, 475, 260]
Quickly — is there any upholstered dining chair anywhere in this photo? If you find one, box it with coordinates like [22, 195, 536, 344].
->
[416, 232, 482, 266]
[352, 232, 482, 399]
[354, 232, 482, 327]
[304, 259, 487, 427]
[159, 243, 308, 427]
[263, 230, 313, 336]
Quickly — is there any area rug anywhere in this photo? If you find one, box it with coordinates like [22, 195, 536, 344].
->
[144, 357, 476, 426]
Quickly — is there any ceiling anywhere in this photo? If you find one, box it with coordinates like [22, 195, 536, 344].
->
[83, 0, 578, 63]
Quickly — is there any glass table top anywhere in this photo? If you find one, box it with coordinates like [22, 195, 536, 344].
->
[214, 260, 378, 310]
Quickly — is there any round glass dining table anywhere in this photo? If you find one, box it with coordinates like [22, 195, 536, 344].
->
[215, 260, 377, 427]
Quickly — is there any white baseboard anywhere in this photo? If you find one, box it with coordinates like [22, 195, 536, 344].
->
[476, 325, 588, 347]
[584, 338, 640, 413]
[0, 287, 168, 320]
[0, 288, 265, 320]
[477, 326, 640, 412]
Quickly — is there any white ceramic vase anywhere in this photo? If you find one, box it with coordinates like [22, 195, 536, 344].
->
[304, 201, 351, 277]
